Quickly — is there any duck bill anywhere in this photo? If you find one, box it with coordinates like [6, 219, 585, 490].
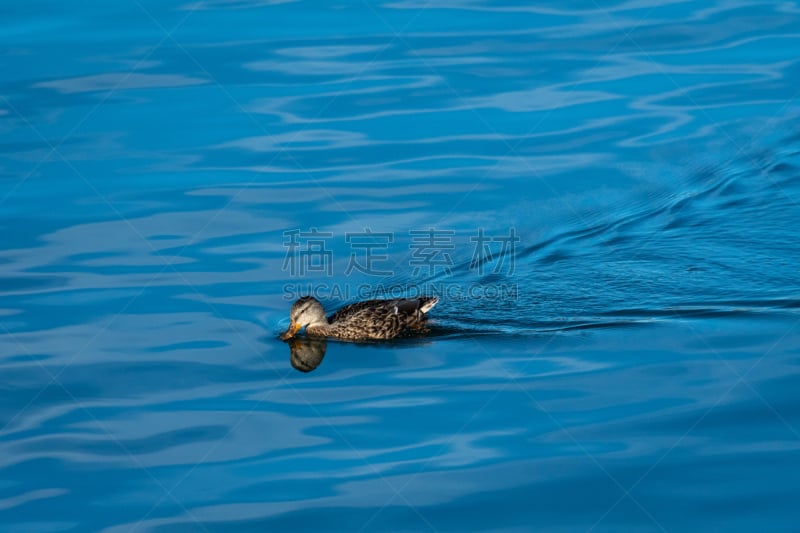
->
[280, 322, 301, 340]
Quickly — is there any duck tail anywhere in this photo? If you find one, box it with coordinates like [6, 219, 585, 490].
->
[420, 296, 439, 314]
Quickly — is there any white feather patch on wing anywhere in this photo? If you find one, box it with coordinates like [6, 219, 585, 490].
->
[420, 297, 439, 314]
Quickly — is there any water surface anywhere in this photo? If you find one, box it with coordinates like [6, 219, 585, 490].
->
[2, 1, 800, 531]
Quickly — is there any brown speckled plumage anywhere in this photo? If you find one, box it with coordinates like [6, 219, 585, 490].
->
[280, 295, 438, 341]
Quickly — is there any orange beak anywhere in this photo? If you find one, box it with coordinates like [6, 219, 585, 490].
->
[280, 321, 302, 341]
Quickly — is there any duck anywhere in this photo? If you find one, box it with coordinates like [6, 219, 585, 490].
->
[280, 295, 439, 341]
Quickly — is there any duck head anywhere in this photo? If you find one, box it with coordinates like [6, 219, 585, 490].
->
[280, 296, 328, 340]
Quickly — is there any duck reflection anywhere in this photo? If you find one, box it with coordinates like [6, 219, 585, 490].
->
[288, 337, 327, 373]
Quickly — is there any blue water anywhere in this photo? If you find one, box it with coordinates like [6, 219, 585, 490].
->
[2, 1, 800, 531]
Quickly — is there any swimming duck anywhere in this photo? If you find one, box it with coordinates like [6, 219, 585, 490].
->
[280, 295, 439, 341]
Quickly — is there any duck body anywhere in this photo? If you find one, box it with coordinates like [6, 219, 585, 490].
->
[281, 295, 438, 341]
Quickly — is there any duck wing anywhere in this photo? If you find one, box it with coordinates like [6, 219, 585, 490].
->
[327, 299, 383, 324]
[328, 297, 438, 323]
[325, 297, 439, 340]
